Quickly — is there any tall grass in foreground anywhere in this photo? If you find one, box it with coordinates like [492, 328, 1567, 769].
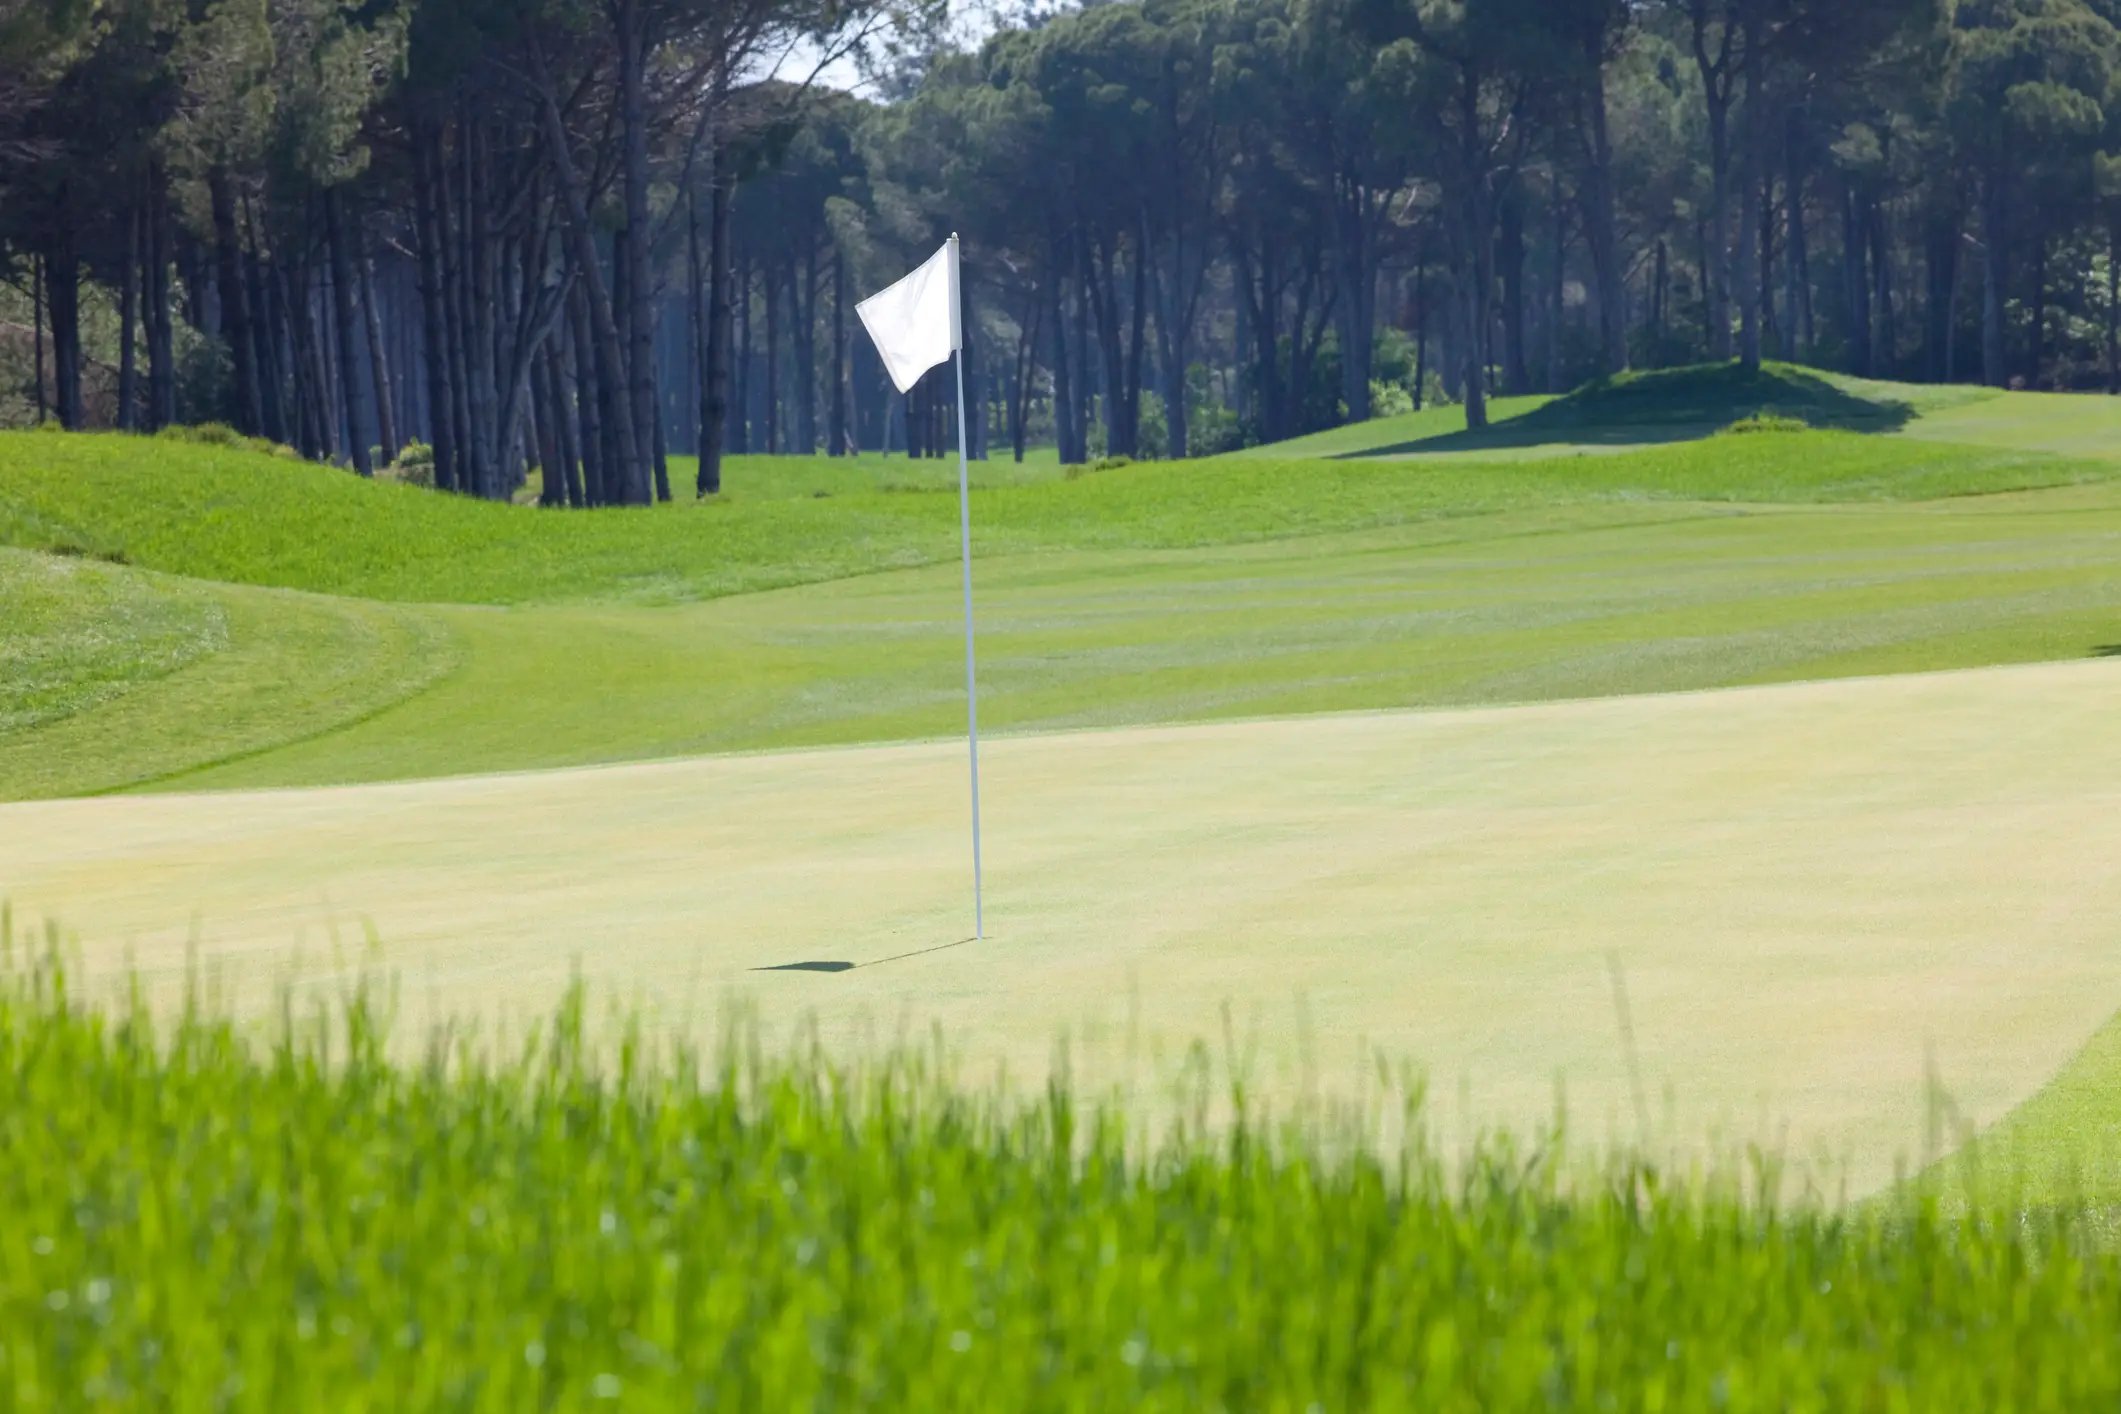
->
[2, 953, 2118, 1410]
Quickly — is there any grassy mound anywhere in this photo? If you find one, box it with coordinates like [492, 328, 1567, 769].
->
[2, 428, 2111, 607]
[1520, 362, 1925, 433]
[4, 954, 2118, 1408]
[0, 556, 457, 799]
[1251, 364, 2064, 462]
[1345, 364, 1946, 458]
[0, 548, 228, 736]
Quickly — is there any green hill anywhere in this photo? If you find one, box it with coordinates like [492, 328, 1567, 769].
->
[1, 422, 2109, 606]
[4, 420, 2121, 800]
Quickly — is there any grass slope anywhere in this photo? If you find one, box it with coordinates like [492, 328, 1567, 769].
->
[1, 426, 2110, 606]
[156, 488, 2121, 794]
[10, 962, 2121, 1410]
[0, 565, 458, 800]
[0, 548, 227, 734]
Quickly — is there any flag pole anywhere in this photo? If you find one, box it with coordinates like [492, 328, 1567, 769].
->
[950, 234, 983, 940]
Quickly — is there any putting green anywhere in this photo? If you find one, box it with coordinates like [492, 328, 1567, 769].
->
[6, 656, 2119, 1192]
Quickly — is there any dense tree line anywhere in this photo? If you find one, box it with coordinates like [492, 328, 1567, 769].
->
[6, 0, 2121, 495]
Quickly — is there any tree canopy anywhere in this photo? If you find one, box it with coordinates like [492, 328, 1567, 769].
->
[5, 0, 2120, 493]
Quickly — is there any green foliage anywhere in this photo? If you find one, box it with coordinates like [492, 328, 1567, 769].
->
[384, 439, 436, 488]
[3, 951, 2121, 1409]
[153, 423, 299, 459]
[154, 421, 242, 447]
[1720, 413, 1811, 435]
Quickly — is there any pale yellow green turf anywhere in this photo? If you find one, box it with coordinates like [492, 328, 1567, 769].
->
[6, 657, 2119, 1195]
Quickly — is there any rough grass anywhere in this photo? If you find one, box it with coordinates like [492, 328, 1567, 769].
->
[662, 446, 1067, 500]
[4, 951, 2121, 1411]
[1, 427, 2112, 607]
[0, 548, 227, 734]
[138, 488, 2121, 795]
[1925, 1004, 2121, 1213]
[0, 575, 458, 800]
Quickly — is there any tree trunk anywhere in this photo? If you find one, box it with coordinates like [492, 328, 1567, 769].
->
[1785, 117, 1809, 364]
[360, 242, 398, 463]
[413, 129, 459, 491]
[438, 129, 475, 488]
[2109, 224, 2119, 395]
[1579, 68, 1629, 375]
[829, 247, 848, 457]
[242, 198, 285, 445]
[763, 258, 781, 454]
[798, 238, 820, 454]
[2027, 228, 2046, 389]
[1456, 63, 1491, 430]
[699, 161, 730, 494]
[535, 60, 643, 500]
[1550, 212, 1568, 390]
[1705, 123, 1731, 362]
[325, 187, 374, 476]
[532, 345, 565, 507]
[735, 256, 752, 453]
[568, 286, 607, 504]
[209, 171, 263, 434]
[46, 232, 82, 430]
[688, 190, 706, 461]
[1148, 229, 1193, 459]
[300, 260, 338, 460]
[1123, 235, 1147, 453]
[465, 123, 500, 495]
[551, 345, 585, 506]
[1499, 188, 1529, 396]
[1048, 237, 1079, 463]
[147, 168, 176, 431]
[118, 203, 141, 432]
[617, 0, 660, 502]
[1736, 6, 1764, 373]
[1843, 185, 1872, 378]
[1924, 210, 1959, 384]
[1981, 176, 2006, 388]
[1460, 223, 1490, 430]
[1871, 199, 1895, 376]
[31, 252, 45, 425]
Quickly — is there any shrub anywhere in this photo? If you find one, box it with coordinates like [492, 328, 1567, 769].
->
[1063, 456, 1136, 480]
[382, 440, 436, 488]
[157, 421, 245, 448]
[1721, 411, 1811, 435]
[151, 424, 307, 461]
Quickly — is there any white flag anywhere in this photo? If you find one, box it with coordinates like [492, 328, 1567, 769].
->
[856, 238, 960, 394]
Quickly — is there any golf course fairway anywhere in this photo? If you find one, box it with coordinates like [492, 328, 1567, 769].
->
[8, 368, 2121, 1200]
[6, 655, 2119, 1194]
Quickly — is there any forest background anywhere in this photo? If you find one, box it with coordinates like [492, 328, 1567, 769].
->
[3, 0, 2118, 504]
